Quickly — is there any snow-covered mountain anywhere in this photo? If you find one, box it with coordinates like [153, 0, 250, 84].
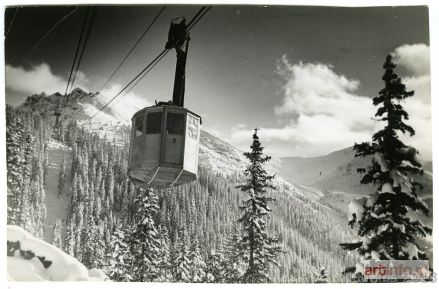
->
[19, 88, 131, 146]
[278, 147, 433, 216]
[199, 130, 281, 176]
[19, 87, 131, 124]
[18, 88, 282, 176]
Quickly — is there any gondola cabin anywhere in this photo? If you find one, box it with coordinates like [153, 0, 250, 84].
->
[128, 17, 201, 188]
[127, 104, 201, 188]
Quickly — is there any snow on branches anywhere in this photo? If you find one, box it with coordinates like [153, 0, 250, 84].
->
[340, 55, 432, 279]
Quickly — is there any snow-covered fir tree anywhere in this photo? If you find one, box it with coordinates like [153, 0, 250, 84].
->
[129, 188, 161, 281]
[58, 157, 66, 196]
[172, 229, 191, 282]
[206, 249, 225, 282]
[52, 219, 63, 249]
[73, 202, 84, 261]
[106, 226, 133, 281]
[156, 225, 172, 281]
[340, 55, 432, 277]
[223, 225, 244, 282]
[236, 129, 282, 283]
[64, 213, 76, 256]
[189, 238, 207, 282]
[6, 107, 35, 231]
[29, 154, 47, 238]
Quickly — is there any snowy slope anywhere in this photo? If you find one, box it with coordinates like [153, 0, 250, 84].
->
[199, 130, 314, 203]
[199, 130, 281, 176]
[43, 140, 72, 242]
[279, 147, 433, 211]
[279, 146, 432, 196]
[8, 225, 109, 281]
[199, 130, 247, 175]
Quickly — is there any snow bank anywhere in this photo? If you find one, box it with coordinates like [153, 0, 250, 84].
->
[7, 225, 109, 281]
[8, 257, 49, 281]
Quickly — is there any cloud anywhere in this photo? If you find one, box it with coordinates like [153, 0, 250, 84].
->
[5, 63, 88, 95]
[392, 43, 430, 76]
[96, 84, 152, 124]
[243, 56, 377, 156]
[392, 44, 431, 159]
[221, 44, 431, 159]
[5, 63, 149, 125]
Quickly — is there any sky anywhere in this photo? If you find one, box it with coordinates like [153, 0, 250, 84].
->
[4, 5, 431, 159]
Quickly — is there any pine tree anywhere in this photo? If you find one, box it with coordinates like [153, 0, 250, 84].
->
[86, 226, 107, 269]
[74, 202, 84, 260]
[172, 229, 191, 282]
[30, 158, 47, 238]
[64, 215, 76, 256]
[106, 166, 115, 206]
[129, 188, 161, 281]
[52, 219, 63, 249]
[156, 225, 172, 281]
[205, 248, 226, 283]
[58, 157, 66, 196]
[223, 225, 244, 282]
[340, 55, 432, 276]
[5, 115, 35, 231]
[18, 126, 35, 229]
[81, 188, 102, 268]
[42, 150, 49, 188]
[107, 226, 133, 281]
[236, 129, 282, 283]
[189, 238, 207, 282]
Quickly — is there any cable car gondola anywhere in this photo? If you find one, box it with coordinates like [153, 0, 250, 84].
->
[128, 18, 201, 188]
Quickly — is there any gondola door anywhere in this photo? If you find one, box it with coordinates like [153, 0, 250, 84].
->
[163, 111, 185, 165]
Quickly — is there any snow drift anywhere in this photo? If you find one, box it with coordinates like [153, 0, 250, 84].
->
[7, 225, 109, 281]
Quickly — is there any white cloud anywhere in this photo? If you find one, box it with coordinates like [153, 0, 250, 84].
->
[392, 44, 431, 160]
[250, 56, 377, 156]
[97, 84, 152, 124]
[221, 45, 431, 159]
[392, 43, 430, 76]
[5, 63, 149, 125]
[5, 63, 88, 95]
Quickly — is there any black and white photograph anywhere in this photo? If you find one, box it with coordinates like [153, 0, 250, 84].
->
[3, 1, 435, 283]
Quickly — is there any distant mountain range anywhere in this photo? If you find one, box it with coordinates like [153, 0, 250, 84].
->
[277, 147, 433, 216]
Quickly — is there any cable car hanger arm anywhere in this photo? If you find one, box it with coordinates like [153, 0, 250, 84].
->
[164, 18, 190, 108]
